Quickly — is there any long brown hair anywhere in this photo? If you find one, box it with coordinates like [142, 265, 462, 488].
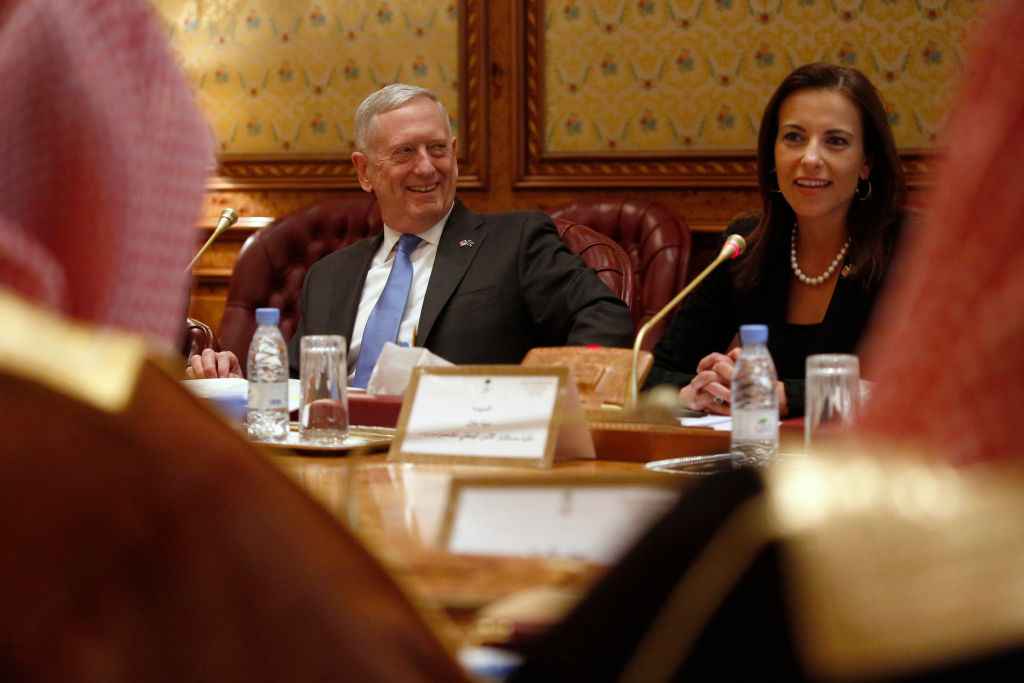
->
[735, 63, 906, 290]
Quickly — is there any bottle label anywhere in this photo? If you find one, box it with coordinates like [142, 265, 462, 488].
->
[248, 382, 288, 411]
[732, 408, 779, 440]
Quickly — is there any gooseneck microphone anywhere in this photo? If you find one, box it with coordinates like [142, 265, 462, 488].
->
[185, 208, 238, 273]
[625, 234, 746, 410]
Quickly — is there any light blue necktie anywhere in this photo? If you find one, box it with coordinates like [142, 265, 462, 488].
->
[353, 233, 421, 388]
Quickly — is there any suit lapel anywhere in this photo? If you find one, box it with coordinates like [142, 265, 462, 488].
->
[417, 199, 486, 343]
[326, 234, 381, 341]
[748, 261, 792, 360]
[816, 275, 862, 349]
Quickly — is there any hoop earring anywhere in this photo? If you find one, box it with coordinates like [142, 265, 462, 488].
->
[856, 178, 873, 202]
[769, 169, 782, 193]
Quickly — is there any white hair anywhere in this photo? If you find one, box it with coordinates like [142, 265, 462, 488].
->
[353, 84, 451, 153]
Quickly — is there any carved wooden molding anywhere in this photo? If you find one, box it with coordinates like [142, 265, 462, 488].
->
[517, 0, 937, 190]
[515, 151, 937, 189]
[207, 0, 488, 191]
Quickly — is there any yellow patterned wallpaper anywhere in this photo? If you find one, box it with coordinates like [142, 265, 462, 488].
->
[543, 0, 985, 153]
[152, 0, 460, 156]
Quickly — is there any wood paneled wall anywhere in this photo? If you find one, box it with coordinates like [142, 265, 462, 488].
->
[189, 0, 932, 333]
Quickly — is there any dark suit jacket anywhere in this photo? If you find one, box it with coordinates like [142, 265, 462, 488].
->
[288, 199, 634, 373]
[645, 216, 899, 416]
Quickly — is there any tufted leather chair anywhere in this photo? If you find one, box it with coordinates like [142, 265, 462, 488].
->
[182, 317, 220, 359]
[552, 217, 635, 312]
[548, 199, 691, 348]
[218, 195, 383, 371]
[218, 197, 635, 372]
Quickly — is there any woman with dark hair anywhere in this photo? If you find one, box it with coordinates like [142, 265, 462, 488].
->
[645, 62, 906, 417]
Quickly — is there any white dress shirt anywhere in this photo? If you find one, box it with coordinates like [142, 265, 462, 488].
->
[347, 210, 449, 375]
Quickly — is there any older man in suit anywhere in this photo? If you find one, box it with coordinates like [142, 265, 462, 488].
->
[191, 84, 633, 385]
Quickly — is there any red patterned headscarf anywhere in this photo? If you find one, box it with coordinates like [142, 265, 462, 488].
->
[0, 0, 210, 345]
[858, 0, 1024, 465]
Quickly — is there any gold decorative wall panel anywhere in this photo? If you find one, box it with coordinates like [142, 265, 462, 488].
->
[153, 0, 486, 188]
[522, 0, 984, 187]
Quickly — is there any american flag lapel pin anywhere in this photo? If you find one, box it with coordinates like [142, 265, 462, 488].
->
[459, 239, 475, 247]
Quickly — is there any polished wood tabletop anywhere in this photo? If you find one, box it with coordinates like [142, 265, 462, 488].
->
[266, 449, 687, 650]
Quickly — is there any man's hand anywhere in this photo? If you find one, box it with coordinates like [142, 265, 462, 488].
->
[186, 348, 243, 379]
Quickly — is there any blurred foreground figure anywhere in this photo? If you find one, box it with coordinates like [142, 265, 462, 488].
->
[853, 2, 1024, 466]
[0, 299, 468, 681]
[0, 1, 466, 680]
[511, 2, 1024, 681]
[0, 0, 208, 343]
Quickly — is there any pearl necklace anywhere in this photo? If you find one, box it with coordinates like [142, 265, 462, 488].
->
[790, 225, 850, 286]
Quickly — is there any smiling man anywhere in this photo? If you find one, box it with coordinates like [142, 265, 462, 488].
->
[285, 84, 633, 387]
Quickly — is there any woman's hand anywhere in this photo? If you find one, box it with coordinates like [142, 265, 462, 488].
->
[679, 348, 741, 415]
[186, 348, 243, 379]
[775, 380, 789, 418]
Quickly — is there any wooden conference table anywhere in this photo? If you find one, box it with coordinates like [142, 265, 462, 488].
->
[259, 422, 726, 652]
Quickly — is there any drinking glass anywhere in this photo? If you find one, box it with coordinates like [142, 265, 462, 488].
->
[804, 354, 860, 452]
[300, 335, 349, 445]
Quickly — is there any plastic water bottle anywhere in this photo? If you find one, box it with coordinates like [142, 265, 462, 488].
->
[730, 324, 779, 467]
[247, 307, 289, 441]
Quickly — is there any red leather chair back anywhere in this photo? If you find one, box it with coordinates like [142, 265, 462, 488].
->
[218, 195, 383, 371]
[548, 199, 690, 348]
[552, 218, 635, 311]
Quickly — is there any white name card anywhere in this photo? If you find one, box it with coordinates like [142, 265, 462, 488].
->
[439, 476, 683, 564]
[389, 366, 571, 467]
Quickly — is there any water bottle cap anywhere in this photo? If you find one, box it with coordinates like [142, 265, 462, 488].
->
[255, 307, 280, 325]
[739, 324, 768, 345]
